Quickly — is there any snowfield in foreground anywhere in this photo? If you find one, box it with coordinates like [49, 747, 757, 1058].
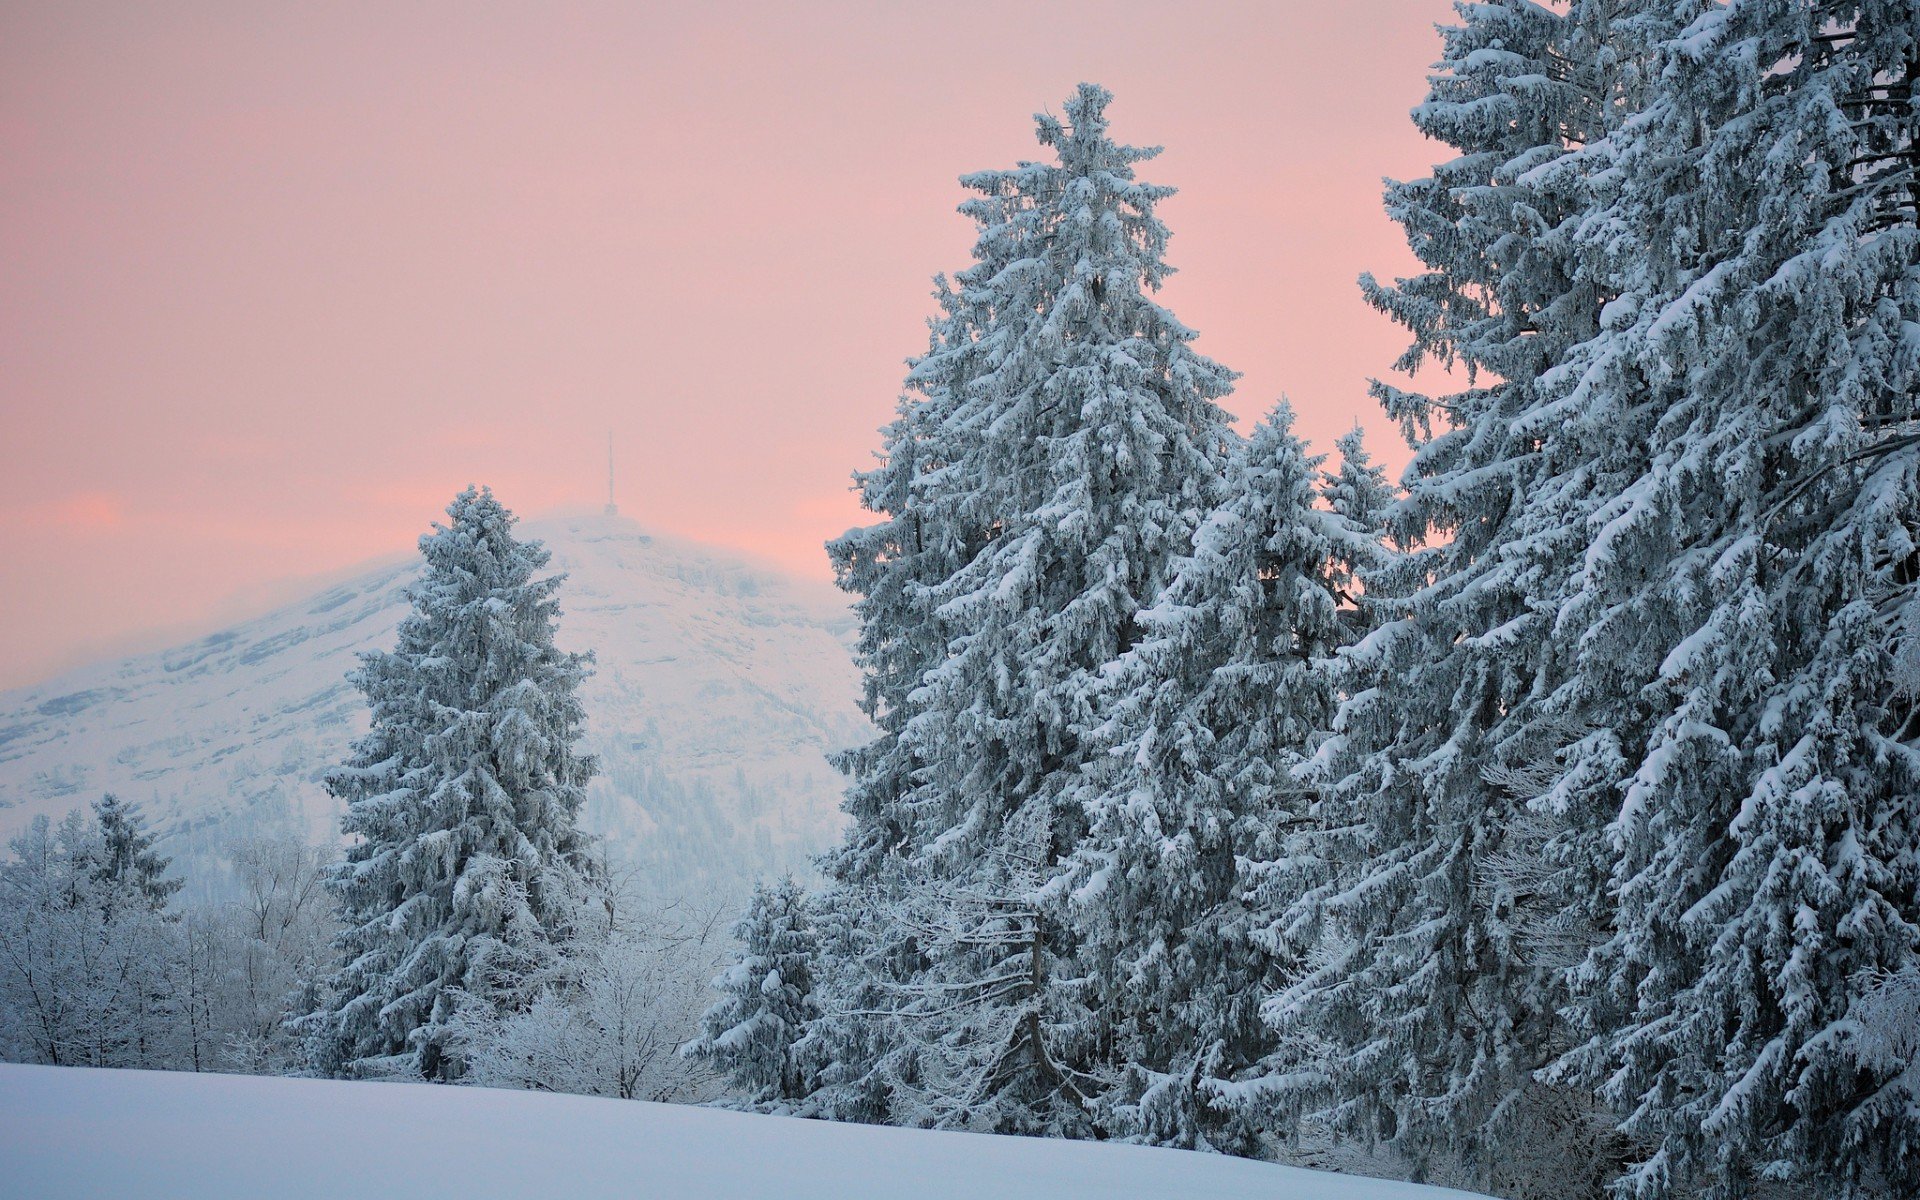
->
[0, 1064, 1490, 1200]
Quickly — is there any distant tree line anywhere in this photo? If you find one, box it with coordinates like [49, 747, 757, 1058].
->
[0, 794, 333, 1073]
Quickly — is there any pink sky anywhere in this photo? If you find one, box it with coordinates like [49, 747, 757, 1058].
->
[0, 1, 1448, 689]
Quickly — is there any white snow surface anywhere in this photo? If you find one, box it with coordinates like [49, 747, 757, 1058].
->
[0, 514, 870, 888]
[0, 1063, 1492, 1200]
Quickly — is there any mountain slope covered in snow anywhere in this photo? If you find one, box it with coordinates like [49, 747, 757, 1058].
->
[0, 514, 869, 889]
[0, 1064, 1493, 1200]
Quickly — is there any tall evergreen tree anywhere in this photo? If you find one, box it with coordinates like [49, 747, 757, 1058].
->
[305, 487, 598, 1081]
[809, 83, 1238, 1136]
[1535, 5, 1920, 1195]
[1286, 3, 1919, 1195]
[685, 875, 821, 1108]
[1064, 402, 1362, 1151]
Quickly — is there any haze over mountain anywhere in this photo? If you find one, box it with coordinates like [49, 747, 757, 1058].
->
[0, 513, 869, 892]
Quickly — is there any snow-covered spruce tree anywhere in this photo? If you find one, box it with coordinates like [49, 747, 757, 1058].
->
[1256, 1, 1639, 1187]
[1062, 402, 1366, 1152]
[1534, 6, 1920, 1196]
[305, 487, 599, 1082]
[1207, 422, 1402, 1151]
[685, 876, 820, 1108]
[87, 794, 187, 1066]
[91, 794, 182, 914]
[809, 83, 1237, 1136]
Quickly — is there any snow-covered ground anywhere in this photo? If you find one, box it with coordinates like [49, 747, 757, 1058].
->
[0, 1064, 1490, 1200]
[0, 513, 871, 890]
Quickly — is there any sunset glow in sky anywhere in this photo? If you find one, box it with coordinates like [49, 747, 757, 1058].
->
[1, 1, 1451, 688]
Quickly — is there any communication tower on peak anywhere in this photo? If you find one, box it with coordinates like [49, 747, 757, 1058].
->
[604, 432, 619, 517]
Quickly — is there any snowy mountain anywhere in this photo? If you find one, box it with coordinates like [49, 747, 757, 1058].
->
[0, 513, 869, 891]
[0, 1064, 1494, 1200]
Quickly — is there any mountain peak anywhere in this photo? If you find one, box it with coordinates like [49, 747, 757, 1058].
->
[0, 523, 867, 892]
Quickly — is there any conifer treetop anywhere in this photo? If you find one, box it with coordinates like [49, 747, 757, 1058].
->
[90, 792, 181, 912]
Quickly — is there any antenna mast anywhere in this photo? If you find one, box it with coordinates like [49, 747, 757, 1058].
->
[604, 432, 618, 517]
